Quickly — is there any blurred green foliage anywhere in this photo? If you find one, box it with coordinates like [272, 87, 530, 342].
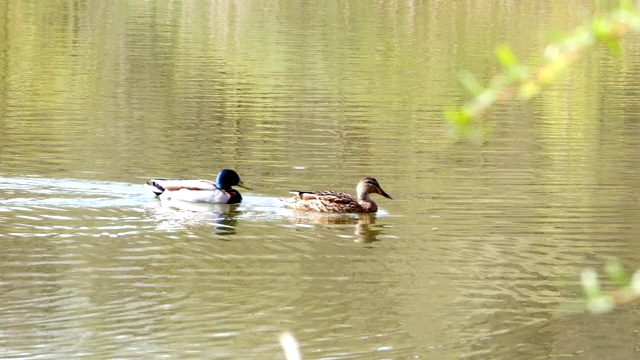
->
[582, 261, 640, 314]
[447, 0, 640, 137]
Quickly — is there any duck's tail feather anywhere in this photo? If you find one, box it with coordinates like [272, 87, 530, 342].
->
[146, 179, 166, 196]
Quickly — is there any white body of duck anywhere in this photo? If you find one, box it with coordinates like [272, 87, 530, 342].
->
[146, 169, 251, 204]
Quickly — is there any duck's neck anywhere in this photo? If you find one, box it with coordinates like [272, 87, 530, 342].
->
[357, 192, 378, 212]
[226, 189, 242, 204]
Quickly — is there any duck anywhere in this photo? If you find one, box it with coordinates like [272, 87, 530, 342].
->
[282, 177, 392, 213]
[146, 169, 252, 204]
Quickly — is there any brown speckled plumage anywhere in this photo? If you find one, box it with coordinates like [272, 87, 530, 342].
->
[282, 177, 392, 213]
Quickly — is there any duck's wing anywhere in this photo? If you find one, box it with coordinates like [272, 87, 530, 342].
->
[146, 179, 217, 196]
[285, 191, 359, 212]
[290, 190, 354, 202]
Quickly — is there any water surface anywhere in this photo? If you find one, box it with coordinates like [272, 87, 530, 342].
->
[2, 1, 640, 359]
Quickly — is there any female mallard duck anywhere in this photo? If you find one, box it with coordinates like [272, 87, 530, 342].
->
[282, 177, 392, 213]
[146, 169, 252, 204]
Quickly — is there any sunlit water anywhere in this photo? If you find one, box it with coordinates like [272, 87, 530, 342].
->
[2, 1, 640, 359]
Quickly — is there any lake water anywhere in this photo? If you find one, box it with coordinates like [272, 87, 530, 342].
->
[2, 1, 640, 359]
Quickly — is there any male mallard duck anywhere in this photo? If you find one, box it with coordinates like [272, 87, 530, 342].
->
[282, 177, 392, 213]
[146, 169, 252, 204]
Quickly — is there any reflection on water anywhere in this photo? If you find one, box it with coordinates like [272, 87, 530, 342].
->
[287, 211, 388, 243]
[150, 190, 393, 242]
[151, 198, 242, 236]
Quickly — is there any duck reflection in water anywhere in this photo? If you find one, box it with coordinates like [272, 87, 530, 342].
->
[211, 212, 240, 236]
[289, 212, 384, 243]
[152, 197, 241, 236]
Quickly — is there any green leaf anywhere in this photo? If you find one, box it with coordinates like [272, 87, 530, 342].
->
[592, 18, 608, 39]
[496, 46, 518, 67]
[606, 38, 622, 56]
[605, 261, 630, 287]
[460, 73, 485, 96]
[445, 109, 470, 126]
[507, 64, 530, 82]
